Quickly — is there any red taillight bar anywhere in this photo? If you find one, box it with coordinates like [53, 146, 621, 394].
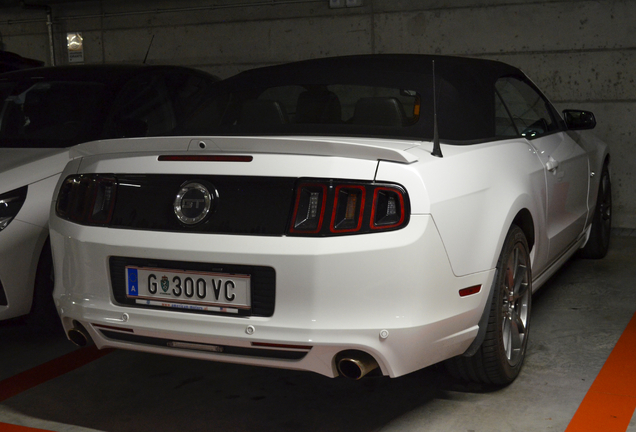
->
[330, 185, 366, 233]
[87, 177, 117, 225]
[57, 175, 118, 226]
[370, 187, 406, 230]
[289, 183, 328, 234]
[288, 179, 409, 237]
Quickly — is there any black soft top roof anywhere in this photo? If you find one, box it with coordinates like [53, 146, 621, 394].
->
[0, 64, 212, 89]
[213, 54, 532, 143]
[234, 54, 522, 86]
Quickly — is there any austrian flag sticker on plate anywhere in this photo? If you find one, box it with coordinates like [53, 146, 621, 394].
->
[127, 268, 139, 296]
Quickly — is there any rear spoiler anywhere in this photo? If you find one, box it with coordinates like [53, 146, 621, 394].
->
[72, 136, 420, 164]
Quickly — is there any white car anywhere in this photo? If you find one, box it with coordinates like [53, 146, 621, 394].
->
[0, 65, 218, 322]
[49, 55, 610, 385]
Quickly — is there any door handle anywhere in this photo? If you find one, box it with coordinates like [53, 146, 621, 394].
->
[546, 156, 559, 172]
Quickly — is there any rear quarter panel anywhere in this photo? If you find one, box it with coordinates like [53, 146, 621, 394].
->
[376, 139, 548, 277]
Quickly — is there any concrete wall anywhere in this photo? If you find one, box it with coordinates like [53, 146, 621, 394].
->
[1, 0, 634, 228]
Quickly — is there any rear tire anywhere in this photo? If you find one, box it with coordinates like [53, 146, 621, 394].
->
[579, 162, 611, 259]
[446, 225, 532, 386]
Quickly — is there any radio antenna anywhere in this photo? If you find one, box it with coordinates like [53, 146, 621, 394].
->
[431, 60, 443, 158]
[143, 35, 155, 64]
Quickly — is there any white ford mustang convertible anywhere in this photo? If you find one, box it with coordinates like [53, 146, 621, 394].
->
[49, 55, 610, 385]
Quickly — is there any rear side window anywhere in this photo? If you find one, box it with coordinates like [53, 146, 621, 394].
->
[0, 81, 109, 148]
[495, 77, 560, 139]
[106, 73, 176, 138]
[106, 71, 218, 139]
[166, 71, 219, 133]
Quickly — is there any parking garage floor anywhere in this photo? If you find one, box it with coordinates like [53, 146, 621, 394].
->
[1, 231, 635, 432]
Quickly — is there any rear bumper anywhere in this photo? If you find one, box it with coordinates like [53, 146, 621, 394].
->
[51, 214, 494, 377]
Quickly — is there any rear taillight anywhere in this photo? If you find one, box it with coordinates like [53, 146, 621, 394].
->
[56, 175, 118, 225]
[331, 185, 366, 233]
[288, 179, 409, 236]
[370, 187, 405, 229]
[289, 183, 328, 234]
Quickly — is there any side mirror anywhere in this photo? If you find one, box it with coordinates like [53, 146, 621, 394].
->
[563, 109, 596, 130]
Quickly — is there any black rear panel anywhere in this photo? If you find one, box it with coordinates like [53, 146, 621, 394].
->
[110, 256, 275, 317]
[98, 330, 308, 360]
[111, 175, 296, 235]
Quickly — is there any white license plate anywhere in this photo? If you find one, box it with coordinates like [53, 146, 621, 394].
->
[125, 266, 251, 313]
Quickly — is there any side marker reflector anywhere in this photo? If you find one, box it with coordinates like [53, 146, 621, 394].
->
[459, 285, 482, 297]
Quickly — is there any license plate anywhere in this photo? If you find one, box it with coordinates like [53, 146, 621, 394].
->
[125, 266, 250, 313]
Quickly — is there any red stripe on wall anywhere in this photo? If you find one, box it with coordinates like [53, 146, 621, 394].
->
[565, 312, 636, 431]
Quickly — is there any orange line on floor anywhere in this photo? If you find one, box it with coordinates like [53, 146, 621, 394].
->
[565, 312, 636, 432]
[0, 423, 53, 432]
[0, 346, 113, 403]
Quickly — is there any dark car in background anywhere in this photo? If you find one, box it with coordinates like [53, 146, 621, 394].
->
[0, 64, 218, 323]
[0, 50, 44, 73]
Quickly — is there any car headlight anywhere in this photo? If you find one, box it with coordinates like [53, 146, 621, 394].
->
[0, 186, 28, 231]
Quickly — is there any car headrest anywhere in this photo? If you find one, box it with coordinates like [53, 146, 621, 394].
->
[239, 100, 288, 125]
[352, 97, 406, 127]
[295, 90, 341, 124]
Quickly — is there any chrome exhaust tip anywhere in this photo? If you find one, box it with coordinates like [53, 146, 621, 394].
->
[68, 321, 93, 347]
[336, 351, 379, 380]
